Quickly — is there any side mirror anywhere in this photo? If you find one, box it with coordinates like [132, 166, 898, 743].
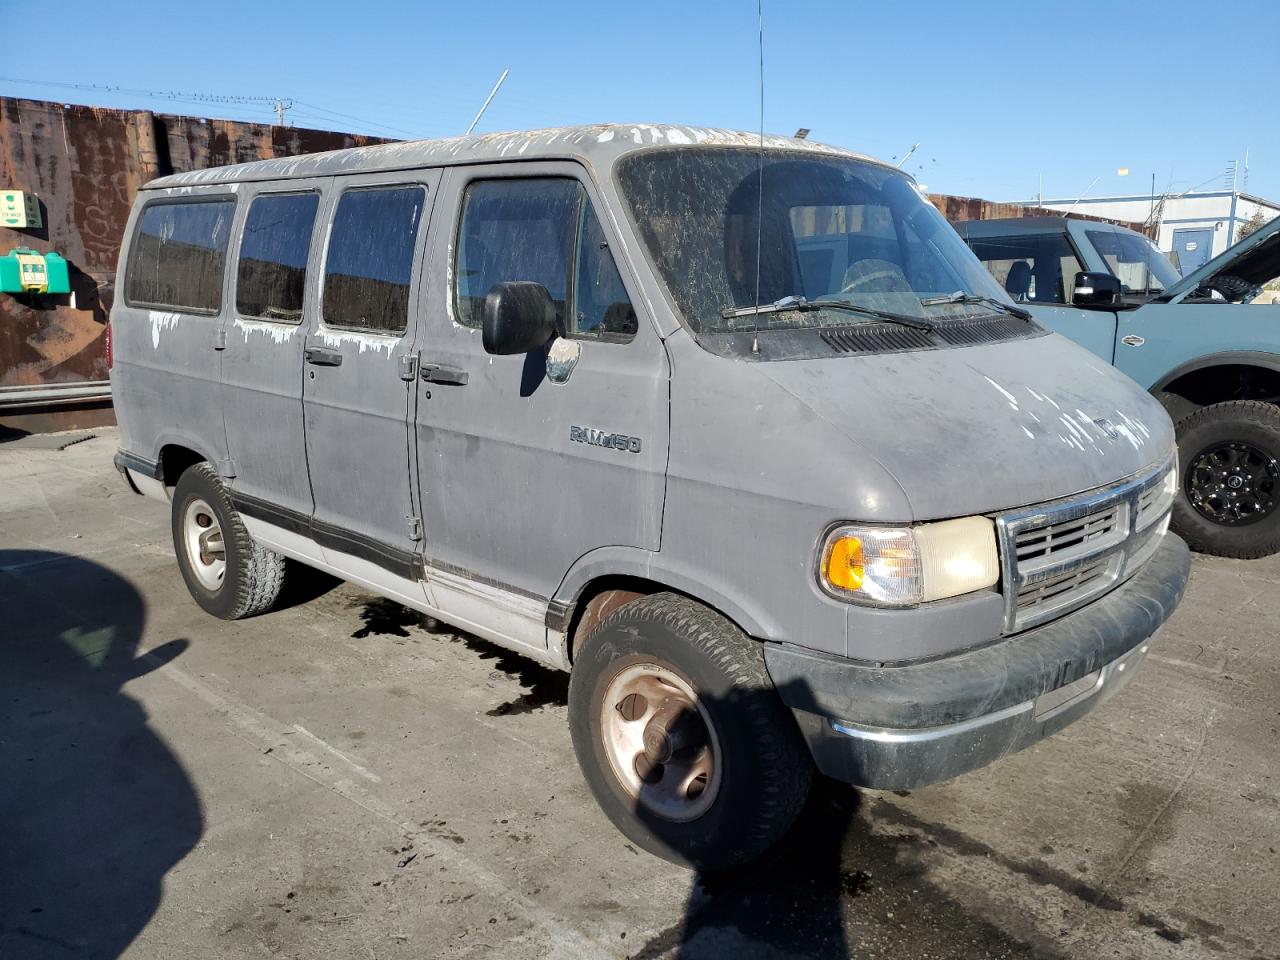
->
[482, 281, 557, 355]
[1072, 271, 1122, 308]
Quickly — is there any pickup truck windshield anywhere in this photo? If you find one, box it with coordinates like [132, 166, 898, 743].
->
[1085, 227, 1181, 295]
[616, 147, 1010, 334]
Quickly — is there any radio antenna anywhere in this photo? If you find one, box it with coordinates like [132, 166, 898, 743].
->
[466, 69, 509, 136]
[751, 0, 765, 355]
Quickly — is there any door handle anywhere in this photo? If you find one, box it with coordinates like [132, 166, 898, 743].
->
[305, 347, 343, 366]
[420, 362, 468, 386]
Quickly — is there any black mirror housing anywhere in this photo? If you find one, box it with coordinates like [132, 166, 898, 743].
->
[482, 281, 557, 355]
[1072, 271, 1123, 308]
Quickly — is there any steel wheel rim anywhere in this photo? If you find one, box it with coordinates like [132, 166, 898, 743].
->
[182, 497, 226, 591]
[1186, 440, 1279, 527]
[599, 662, 722, 823]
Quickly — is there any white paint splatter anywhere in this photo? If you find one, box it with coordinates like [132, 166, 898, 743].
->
[983, 376, 1019, 410]
[148, 310, 180, 349]
[1021, 426, 1036, 440]
[234, 317, 296, 345]
[317, 329, 398, 355]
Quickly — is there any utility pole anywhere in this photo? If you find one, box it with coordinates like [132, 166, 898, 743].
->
[275, 98, 287, 127]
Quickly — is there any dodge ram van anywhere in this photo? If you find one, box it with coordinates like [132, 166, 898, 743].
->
[111, 125, 1190, 868]
[957, 215, 1280, 559]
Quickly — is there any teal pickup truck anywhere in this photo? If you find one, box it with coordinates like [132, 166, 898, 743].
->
[955, 215, 1280, 558]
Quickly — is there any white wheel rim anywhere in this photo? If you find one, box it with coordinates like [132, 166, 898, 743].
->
[599, 662, 722, 823]
[182, 497, 226, 592]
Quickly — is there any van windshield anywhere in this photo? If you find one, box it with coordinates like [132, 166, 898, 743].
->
[615, 147, 1010, 334]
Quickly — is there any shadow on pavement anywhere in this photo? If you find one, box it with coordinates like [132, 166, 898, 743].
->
[0, 550, 203, 959]
[623, 682, 1055, 960]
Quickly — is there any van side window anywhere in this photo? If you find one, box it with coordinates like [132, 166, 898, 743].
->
[124, 199, 235, 314]
[965, 234, 1083, 304]
[323, 186, 425, 333]
[455, 178, 580, 329]
[236, 193, 319, 322]
[573, 204, 637, 339]
[455, 178, 636, 340]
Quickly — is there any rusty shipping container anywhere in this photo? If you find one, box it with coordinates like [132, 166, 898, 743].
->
[0, 96, 389, 434]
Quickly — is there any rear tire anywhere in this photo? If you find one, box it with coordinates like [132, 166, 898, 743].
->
[568, 592, 813, 870]
[1172, 400, 1280, 558]
[171, 463, 286, 619]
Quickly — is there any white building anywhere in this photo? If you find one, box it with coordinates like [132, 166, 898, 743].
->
[1029, 190, 1280, 276]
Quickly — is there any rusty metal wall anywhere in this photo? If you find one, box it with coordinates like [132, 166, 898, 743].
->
[928, 192, 1153, 235]
[0, 96, 388, 431]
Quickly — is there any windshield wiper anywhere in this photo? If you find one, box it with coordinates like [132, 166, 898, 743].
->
[721, 295, 934, 331]
[919, 291, 1032, 321]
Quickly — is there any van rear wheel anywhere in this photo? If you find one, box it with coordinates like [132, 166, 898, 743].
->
[1173, 400, 1280, 558]
[171, 463, 286, 619]
[568, 593, 812, 870]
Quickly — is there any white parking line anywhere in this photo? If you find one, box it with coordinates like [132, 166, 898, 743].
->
[290, 723, 382, 783]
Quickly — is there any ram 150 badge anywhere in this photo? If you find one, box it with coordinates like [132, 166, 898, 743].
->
[570, 425, 642, 453]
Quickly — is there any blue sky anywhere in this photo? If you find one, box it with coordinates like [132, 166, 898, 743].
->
[4, 0, 1277, 202]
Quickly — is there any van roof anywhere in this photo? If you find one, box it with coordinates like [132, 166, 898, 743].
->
[143, 123, 891, 190]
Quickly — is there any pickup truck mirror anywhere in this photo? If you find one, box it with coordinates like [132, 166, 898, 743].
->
[482, 281, 558, 355]
[1072, 271, 1122, 308]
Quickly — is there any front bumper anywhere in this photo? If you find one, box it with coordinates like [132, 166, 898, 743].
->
[765, 534, 1190, 790]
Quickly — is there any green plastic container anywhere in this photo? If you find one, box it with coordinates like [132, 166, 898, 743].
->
[0, 248, 70, 295]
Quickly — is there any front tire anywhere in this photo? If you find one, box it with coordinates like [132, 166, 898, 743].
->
[1172, 400, 1280, 558]
[171, 463, 287, 618]
[568, 593, 812, 870]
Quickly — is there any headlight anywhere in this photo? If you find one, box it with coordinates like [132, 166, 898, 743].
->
[819, 516, 1000, 606]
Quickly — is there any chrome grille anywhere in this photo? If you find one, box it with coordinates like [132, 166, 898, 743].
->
[997, 458, 1175, 633]
[1014, 507, 1123, 564]
[1015, 555, 1117, 612]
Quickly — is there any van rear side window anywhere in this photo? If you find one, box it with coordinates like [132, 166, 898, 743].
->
[236, 193, 320, 322]
[323, 186, 424, 333]
[125, 199, 235, 314]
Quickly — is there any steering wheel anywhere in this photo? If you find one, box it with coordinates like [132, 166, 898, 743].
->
[840, 259, 912, 296]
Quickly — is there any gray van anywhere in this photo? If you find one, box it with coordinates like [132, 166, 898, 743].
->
[110, 125, 1190, 869]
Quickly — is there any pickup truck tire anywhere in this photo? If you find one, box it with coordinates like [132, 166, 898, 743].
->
[1173, 400, 1280, 558]
[568, 592, 812, 870]
[171, 463, 287, 619]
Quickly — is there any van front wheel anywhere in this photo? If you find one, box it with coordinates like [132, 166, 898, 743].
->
[568, 593, 812, 870]
[171, 463, 286, 619]
[1173, 400, 1280, 558]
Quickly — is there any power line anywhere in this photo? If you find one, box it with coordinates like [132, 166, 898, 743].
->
[0, 75, 282, 106]
[0, 75, 419, 139]
[290, 100, 421, 139]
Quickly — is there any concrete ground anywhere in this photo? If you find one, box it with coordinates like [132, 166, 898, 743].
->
[1, 429, 1276, 960]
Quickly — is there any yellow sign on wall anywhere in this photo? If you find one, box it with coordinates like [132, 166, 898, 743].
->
[14, 251, 48, 292]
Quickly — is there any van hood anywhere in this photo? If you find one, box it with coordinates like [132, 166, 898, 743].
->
[753, 333, 1175, 521]
[1163, 212, 1280, 302]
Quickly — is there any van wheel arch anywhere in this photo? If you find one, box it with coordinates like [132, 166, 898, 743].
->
[157, 444, 208, 490]
[563, 576, 758, 666]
